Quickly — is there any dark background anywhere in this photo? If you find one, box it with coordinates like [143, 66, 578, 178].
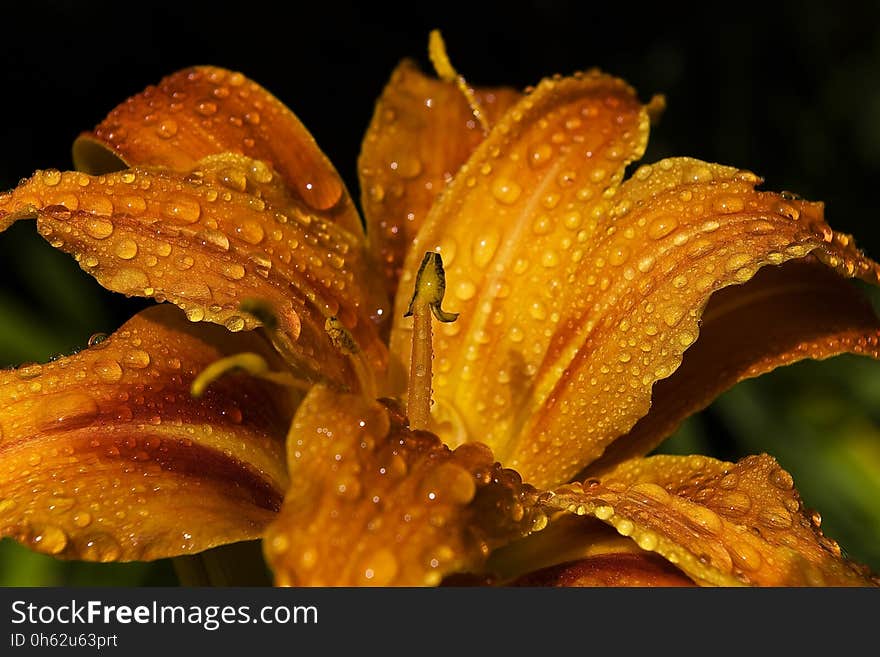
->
[0, 0, 879, 584]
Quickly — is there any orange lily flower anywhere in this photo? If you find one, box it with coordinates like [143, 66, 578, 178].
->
[1, 34, 879, 587]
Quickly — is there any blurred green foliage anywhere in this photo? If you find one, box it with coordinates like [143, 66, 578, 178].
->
[1, 0, 879, 585]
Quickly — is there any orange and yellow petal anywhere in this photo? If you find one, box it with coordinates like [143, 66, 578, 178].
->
[263, 386, 544, 586]
[359, 60, 519, 295]
[587, 259, 880, 474]
[0, 305, 294, 561]
[392, 68, 880, 492]
[391, 70, 649, 460]
[0, 157, 389, 390]
[73, 66, 363, 235]
[548, 454, 878, 586]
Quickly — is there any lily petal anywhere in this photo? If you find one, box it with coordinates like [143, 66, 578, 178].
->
[0, 158, 389, 390]
[548, 454, 878, 586]
[586, 258, 880, 474]
[392, 75, 880, 491]
[359, 60, 520, 295]
[392, 70, 649, 477]
[0, 305, 293, 561]
[73, 66, 363, 235]
[263, 386, 544, 586]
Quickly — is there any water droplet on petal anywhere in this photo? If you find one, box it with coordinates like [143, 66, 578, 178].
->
[156, 119, 178, 138]
[491, 178, 522, 205]
[472, 231, 500, 268]
[93, 359, 123, 383]
[221, 263, 246, 280]
[18, 363, 43, 380]
[72, 511, 92, 528]
[198, 228, 230, 252]
[114, 239, 138, 260]
[236, 220, 265, 245]
[769, 467, 794, 491]
[81, 532, 122, 562]
[163, 198, 201, 224]
[420, 462, 476, 505]
[84, 217, 114, 240]
[123, 349, 151, 369]
[647, 215, 678, 240]
[41, 169, 62, 186]
[31, 524, 68, 555]
[224, 316, 246, 332]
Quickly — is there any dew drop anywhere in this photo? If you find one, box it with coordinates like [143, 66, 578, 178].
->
[472, 231, 500, 268]
[88, 333, 108, 347]
[661, 304, 685, 327]
[110, 267, 150, 295]
[163, 198, 202, 224]
[713, 195, 745, 214]
[84, 217, 114, 240]
[608, 244, 629, 266]
[718, 490, 752, 516]
[196, 100, 218, 116]
[32, 524, 68, 555]
[81, 532, 122, 562]
[682, 504, 723, 534]
[224, 315, 246, 332]
[17, 363, 43, 380]
[114, 238, 139, 260]
[120, 195, 147, 214]
[758, 505, 793, 529]
[541, 250, 560, 268]
[727, 540, 762, 572]
[198, 228, 230, 252]
[769, 468, 794, 491]
[72, 511, 92, 528]
[532, 215, 553, 235]
[236, 220, 265, 245]
[221, 263, 246, 280]
[647, 215, 678, 240]
[93, 359, 123, 383]
[491, 178, 522, 205]
[124, 349, 151, 369]
[420, 462, 476, 505]
[41, 169, 62, 186]
[156, 119, 178, 139]
[529, 143, 553, 167]
[455, 280, 476, 301]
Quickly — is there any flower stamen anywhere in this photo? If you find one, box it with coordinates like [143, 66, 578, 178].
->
[428, 29, 490, 134]
[404, 251, 458, 430]
[324, 316, 377, 400]
[190, 352, 309, 398]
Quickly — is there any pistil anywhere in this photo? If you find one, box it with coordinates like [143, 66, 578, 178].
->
[404, 252, 458, 430]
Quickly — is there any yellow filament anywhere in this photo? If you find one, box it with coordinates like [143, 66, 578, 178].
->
[406, 252, 458, 430]
[428, 29, 490, 133]
[190, 352, 308, 398]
